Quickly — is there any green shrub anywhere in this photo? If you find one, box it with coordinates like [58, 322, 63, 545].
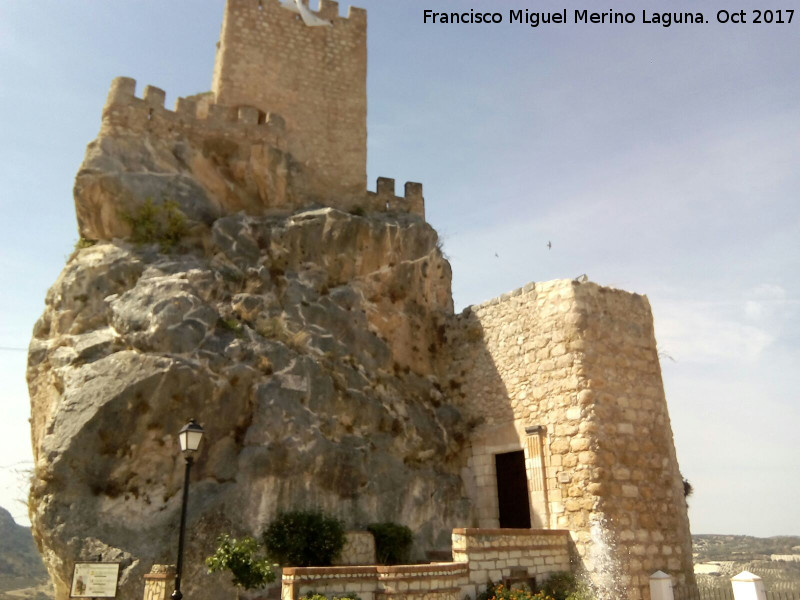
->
[367, 522, 413, 565]
[477, 583, 555, 600]
[205, 534, 276, 591]
[262, 510, 346, 567]
[74, 237, 97, 250]
[217, 317, 244, 337]
[300, 593, 361, 600]
[476, 581, 497, 600]
[121, 198, 187, 252]
[565, 582, 596, 600]
[348, 206, 366, 217]
[540, 572, 595, 600]
[540, 572, 575, 600]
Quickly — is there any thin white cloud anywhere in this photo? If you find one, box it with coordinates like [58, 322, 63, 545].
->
[654, 300, 776, 365]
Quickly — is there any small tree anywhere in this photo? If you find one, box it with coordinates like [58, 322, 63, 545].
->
[206, 534, 276, 598]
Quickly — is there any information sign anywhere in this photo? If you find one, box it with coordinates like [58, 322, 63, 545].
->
[69, 562, 120, 598]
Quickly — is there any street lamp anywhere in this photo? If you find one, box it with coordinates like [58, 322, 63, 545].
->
[172, 419, 204, 600]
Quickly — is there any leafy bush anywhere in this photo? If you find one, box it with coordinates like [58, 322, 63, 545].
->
[367, 522, 414, 565]
[262, 511, 346, 567]
[540, 572, 595, 600]
[217, 317, 244, 337]
[348, 206, 366, 217]
[476, 581, 497, 600]
[74, 237, 97, 250]
[122, 198, 187, 251]
[300, 593, 361, 600]
[480, 583, 555, 600]
[475, 577, 594, 600]
[565, 582, 595, 600]
[205, 534, 276, 591]
[540, 572, 575, 600]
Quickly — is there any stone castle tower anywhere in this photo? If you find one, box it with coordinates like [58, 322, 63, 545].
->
[30, 3, 695, 600]
[212, 0, 367, 197]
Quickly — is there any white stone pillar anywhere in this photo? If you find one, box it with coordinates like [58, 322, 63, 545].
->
[649, 571, 674, 600]
[731, 571, 767, 600]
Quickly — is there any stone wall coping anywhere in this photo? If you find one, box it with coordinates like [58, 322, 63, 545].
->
[378, 562, 468, 575]
[465, 277, 648, 313]
[283, 562, 468, 578]
[374, 587, 462, 597]
[462, 544, 567, 553]
[283, 566, 378, 577]
[143, 573, 172, 581]
[453, 528, 571, 537]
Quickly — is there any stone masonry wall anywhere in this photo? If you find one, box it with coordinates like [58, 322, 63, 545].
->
[212, 0, 367, 197]
[281, 564, 467, 600]
[447, 279, 695, 600]
[452, 528, 571, 598]
[334, 531, 377, 566]
[281, 529, 571, 600]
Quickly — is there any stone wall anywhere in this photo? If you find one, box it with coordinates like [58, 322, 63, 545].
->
[281, 564, 467, 600]
[212, 0, 367, 197]
[452, 528, 572, 597]
[281, 529, 571, 600]
[334, 531, 377, 566]
[447, 279, 695, 599]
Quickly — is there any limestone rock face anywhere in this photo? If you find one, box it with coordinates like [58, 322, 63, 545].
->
[27, 209, 469, 600]
[74, 128, 295, 241]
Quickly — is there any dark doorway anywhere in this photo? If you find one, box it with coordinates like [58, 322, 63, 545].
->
[495, 450, 532, 528]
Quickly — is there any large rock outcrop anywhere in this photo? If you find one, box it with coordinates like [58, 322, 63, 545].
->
[27, 205, 470, 600]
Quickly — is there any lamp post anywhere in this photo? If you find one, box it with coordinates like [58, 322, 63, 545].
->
[172, 419, 204, 600]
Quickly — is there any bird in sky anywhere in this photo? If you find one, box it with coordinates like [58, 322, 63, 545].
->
[547, 241, 552, 250]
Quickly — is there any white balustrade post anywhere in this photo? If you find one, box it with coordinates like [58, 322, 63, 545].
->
[731, 571, 767, 600]
[650, 571, 674, 600]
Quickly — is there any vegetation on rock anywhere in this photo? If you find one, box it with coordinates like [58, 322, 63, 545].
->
[121, 198, 187, 251]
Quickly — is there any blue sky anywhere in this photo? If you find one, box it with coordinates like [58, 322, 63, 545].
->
[1, 1, 798, 536]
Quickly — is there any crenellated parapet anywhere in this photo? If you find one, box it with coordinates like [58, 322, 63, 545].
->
[102, 76, 287, 152]
[78, 75, 427, 241]
[367, 177, 425, 218]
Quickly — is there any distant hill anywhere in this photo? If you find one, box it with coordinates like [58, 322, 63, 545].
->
[0, 506, 51, 600]
[694, 534, 800, 562]
[693, 534, 800, 593]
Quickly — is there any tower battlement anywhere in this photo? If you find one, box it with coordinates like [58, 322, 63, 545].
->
[102, 76, 287, 149]
[76, 3, 424, 243]
[212, 0, 368, 197]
